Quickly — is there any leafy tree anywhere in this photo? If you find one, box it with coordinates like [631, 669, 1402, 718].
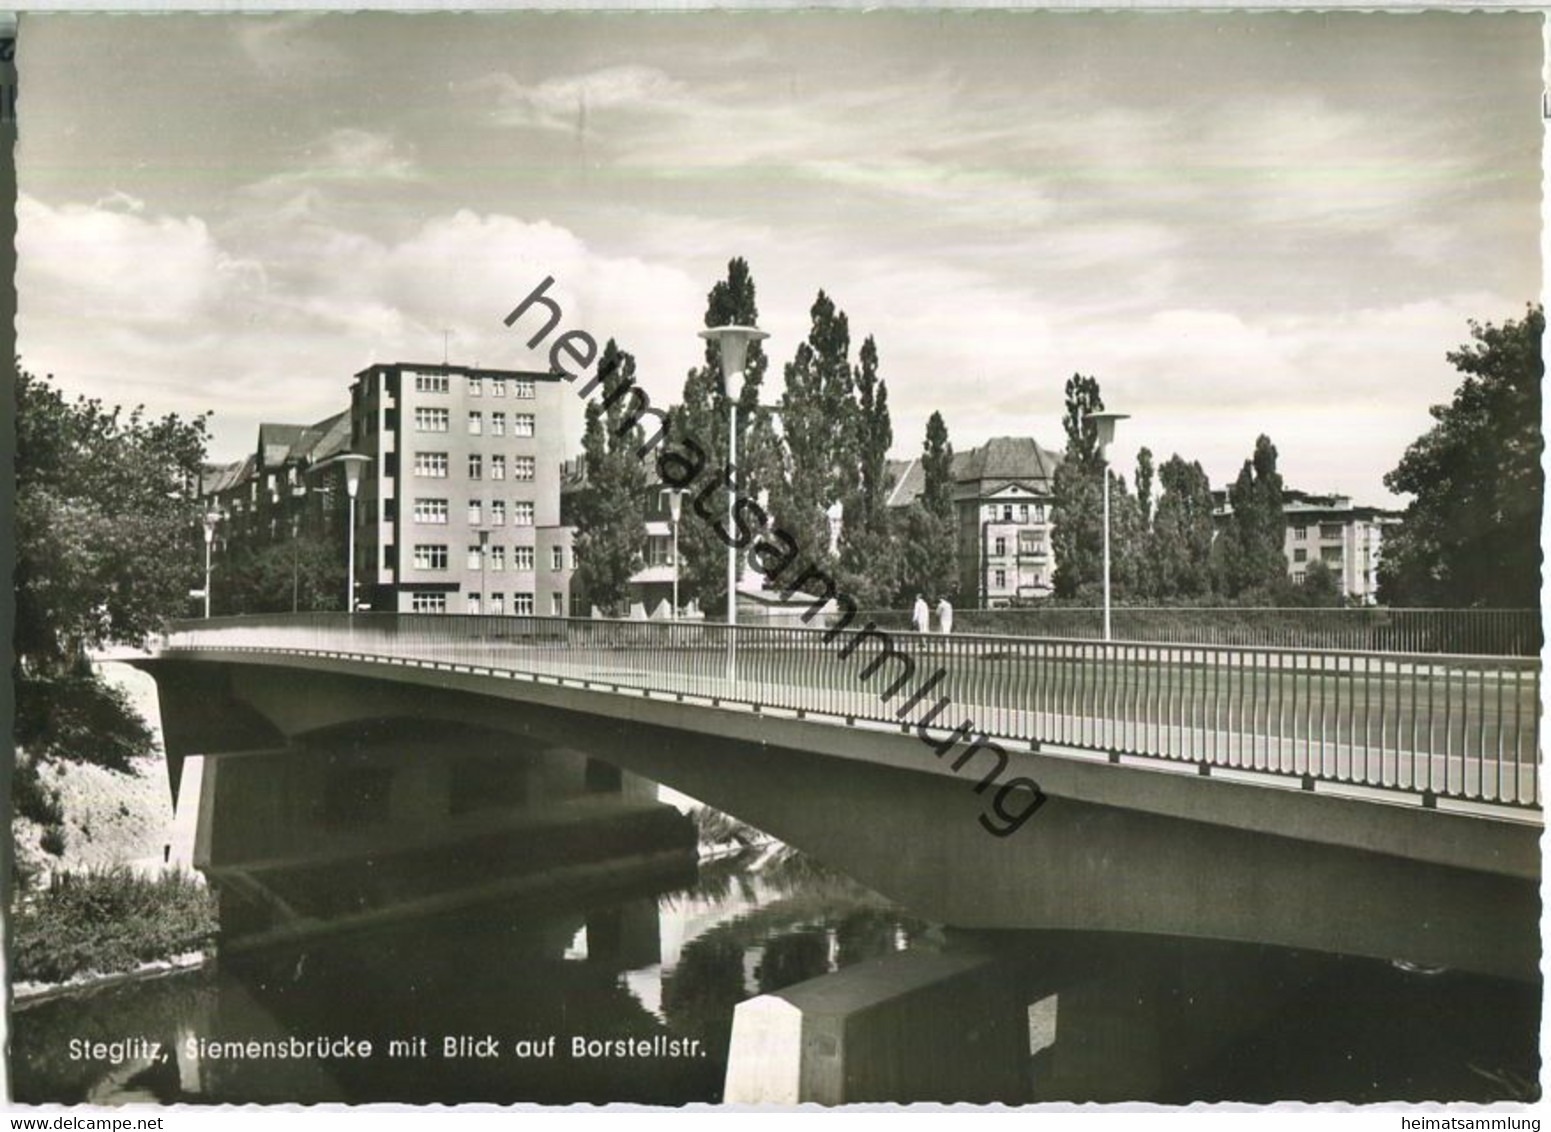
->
[1289, 558, 1345, 608]
[771, 290, 853, 567]
[670, 259, 772, 615]
[836, 335, 901, 608]
[1213, 435, 1286, 600]
[893, 411, 958, 603]
[219, 533, 346, 615]
[1378, 306, 1544, 608]
[1135, 447, 1155, 529]
[1050, 374, 1107, 598]
[921, 410, 954, 522]
[572, 340, 650, 615]
[16, 368, 210, 670]
[1148, 455, 1216, 600]
[14, 367, 210, 867]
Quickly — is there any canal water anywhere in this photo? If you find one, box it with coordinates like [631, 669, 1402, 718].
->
[9, 816, 1540, 1106]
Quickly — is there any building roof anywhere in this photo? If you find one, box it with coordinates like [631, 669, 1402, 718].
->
[355, 361, 560, 381]
[885, 437, 1063, 508]
[200, 456, 254, 497]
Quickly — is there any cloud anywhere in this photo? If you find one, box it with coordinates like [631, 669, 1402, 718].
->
[477, 65, 690, 132]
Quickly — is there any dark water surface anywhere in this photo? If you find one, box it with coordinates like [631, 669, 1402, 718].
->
[9, 838, 1539, 1106]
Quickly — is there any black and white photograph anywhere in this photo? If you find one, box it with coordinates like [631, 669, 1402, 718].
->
[3, 8, 1544, 1110]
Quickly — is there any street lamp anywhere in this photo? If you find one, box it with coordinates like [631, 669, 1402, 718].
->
[201, 510, 221, 618]
[1088, 410, 1130, 642]
[668, 488, 683, 620]
[314, 452, 372, 612]
[699, 324, 769, 682]
[272, 481, 309, 613]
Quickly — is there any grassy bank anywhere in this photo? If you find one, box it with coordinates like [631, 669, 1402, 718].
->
[11, 866, 218, 986]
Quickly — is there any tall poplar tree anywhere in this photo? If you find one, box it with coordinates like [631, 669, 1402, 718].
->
[572, 340, 650, 615]
[1050, 373, 1107, 598]
[669, 258, 771, 614]
[837, 335, 900, 607]
[1213, 434, 1286, 600]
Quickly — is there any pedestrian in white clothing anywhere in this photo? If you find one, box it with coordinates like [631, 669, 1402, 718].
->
[936, 596, 954, 635]
[912, 593, 930, 633]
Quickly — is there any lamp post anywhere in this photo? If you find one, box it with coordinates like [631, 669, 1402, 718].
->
[668, 488, 683, 621]
[312, 453, 372, 612]
[1088, 411, 1129, 642]
[699, 324, 769, 682]
[201, 510, 221, 618]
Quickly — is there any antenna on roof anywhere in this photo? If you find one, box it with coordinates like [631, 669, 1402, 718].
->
[441, 328, 453, 366]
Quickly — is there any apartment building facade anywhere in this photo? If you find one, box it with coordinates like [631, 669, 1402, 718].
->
[1281, 491, 1401, 604]
[886, 435, 1063, 607]
[350, 363, 574, 615]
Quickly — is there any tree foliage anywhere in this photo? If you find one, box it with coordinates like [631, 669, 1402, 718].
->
[219, 533, 346, 615]
[670, 259, 773, 614]
[572, 340, 650, 615]
[835, 334, 901, 607]
[1050, 374, 1108, 599]
[1213, 435, 1286, 600]
[1378, 306, 1544, 608]
[16, 368, 210, 670]
[1147, 456, 1216, 600]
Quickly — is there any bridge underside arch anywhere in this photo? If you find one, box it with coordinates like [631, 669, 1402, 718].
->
[140, 657, 1540, 981]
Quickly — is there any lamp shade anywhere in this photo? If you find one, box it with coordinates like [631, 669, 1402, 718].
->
[319, 452, 373, 498]
[202, 510, 220, 542]
[1088, 411, 1130, 452]
[668, 488, 683, 523]
[698, 324, 769, 403]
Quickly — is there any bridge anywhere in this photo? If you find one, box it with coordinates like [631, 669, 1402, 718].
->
[135, 612, 1541, 983]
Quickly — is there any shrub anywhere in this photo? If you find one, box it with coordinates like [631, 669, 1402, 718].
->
[10, 866, 218, 985]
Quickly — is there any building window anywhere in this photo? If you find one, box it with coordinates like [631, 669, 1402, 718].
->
[994, 568, 1007, 589]
[468, 500, 482, 526]
[414, 452, 449, 478]
[1321, 546, 1343, 563]
[414, 498, 449, 524]
[1293, 548, 1307, 563]
[1292, 570, 1306, 584]
[514, 456, 535, 481]
[415, 407, 449, 432]
[1034, 504, 1046, 523]
[514, 501, 535, 526]
[467, 377, 482, 397]
[491, 455, 506, 481]
[411, 592, 447, 613]
[492, 412, 506, 437]
[1002, 505, 1014, 521]
[491, 379, 505, 398]
[513, 592, 535, 615]
[413, 544, 448, 570]
[514, 380, 535, 399]
[994, 536, 1007, 556]
[468, 454, 483, 480]
[551, 593, 564, 616]
[467, 592, 481, 615]
[490, 545, 506, 571]
[1018, 504, 1029, 523]
[514, 546, 535, 571]
[1293, 526, 1307, 540]
[513, 413, 536, 437]
[467, 545, 484, 571]
[490, 500, 506, 526]
[469, 411, 483, 435]
[551, 545, 565, 571]
[1320, 522, 1344, 540]
[414, 372, 449, 394]
[489, 593, 505, 616]
[383, 544, 394, 569]
[1019, 532, 1043, 554]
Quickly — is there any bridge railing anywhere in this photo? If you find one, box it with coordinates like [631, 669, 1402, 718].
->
[851, 606, 1544, 657]
[161, 613, 1542, 810]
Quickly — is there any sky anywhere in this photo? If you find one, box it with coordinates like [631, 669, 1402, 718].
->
[16, 11, 1544, 504]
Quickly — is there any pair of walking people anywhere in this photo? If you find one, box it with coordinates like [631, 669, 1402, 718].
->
[911, 593, 954, 635]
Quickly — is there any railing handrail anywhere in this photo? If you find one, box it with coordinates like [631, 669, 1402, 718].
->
[161, 612, 1545, 668]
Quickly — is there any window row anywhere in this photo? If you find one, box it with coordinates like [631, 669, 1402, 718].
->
[467, 412, 537, 437]
[410, 591, 567, 617]
[982, 503, 1047, 524]
[466, 378, 535, 399]
[412, 543, 565, 571]
[415, 498, 537, 526]
[412, 373, 535, 399]
[414, 453, 536, 480]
